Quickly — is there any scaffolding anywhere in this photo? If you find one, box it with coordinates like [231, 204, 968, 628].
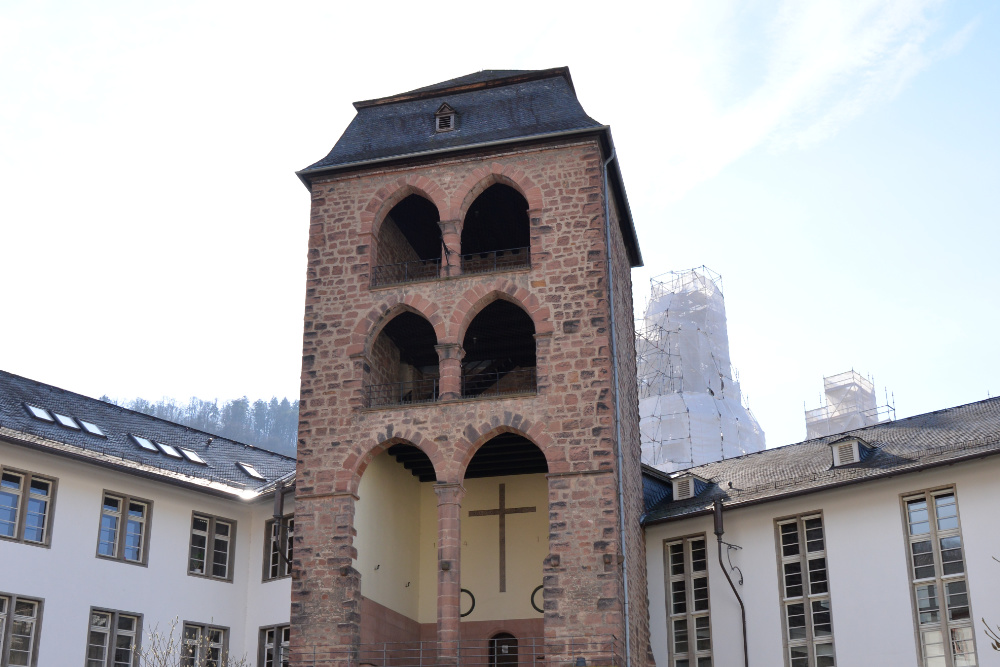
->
[804, 370, 895, 439]
[636, 266, 766, 472]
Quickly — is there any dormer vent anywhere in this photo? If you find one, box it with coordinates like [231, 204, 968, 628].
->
[672, 474, 710, 501]
[829, 437, 873, 467]
[435, 103, 456, 132]
[836, 442, 856, 465]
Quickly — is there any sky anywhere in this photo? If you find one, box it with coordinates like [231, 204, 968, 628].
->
[1, 0, 997, 450]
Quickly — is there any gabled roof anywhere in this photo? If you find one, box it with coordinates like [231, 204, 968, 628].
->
[642, 396, 1000, 524]
[296, 67, 642, 267]
[0, 370, 296, 499]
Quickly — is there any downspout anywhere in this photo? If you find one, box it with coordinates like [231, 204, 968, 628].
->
[714, 498, 749, 667]
[603, 148, 632, 666]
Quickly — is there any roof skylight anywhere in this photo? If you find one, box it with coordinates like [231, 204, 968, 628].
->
[53, 413, 80, 429]
[179, 448, 207, 465]
[237, 462, 266, 480]
[79, 420, 105, 437]
[130, 434, 158, 452]
[155, 442, 183, 459]
[24, 404, 54, 422]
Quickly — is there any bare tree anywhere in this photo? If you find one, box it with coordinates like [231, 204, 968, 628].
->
[136, 618, 248, 667]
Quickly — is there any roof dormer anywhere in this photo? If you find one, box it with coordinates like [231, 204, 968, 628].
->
[434, 103, 456, 132]
[672, 473, 710, 501]
[829, 436, 874, 467]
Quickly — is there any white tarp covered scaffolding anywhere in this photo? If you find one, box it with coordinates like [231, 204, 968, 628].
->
[804, 370, 895, 439]
[636, 267, 765, 472]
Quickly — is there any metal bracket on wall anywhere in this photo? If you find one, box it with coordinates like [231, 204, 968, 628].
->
[722, 541, 744, 585]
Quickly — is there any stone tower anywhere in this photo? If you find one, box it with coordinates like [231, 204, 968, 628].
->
[292, 68, 650, 666]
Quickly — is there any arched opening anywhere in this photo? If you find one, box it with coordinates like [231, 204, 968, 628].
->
[366, 312, 439, 407]
[460, 434, 547, 646]
[372, 194, 442, 287]
[488, 633, 518, 666]
[462, 301, 536, 398]
[461, 184, 530, 274]
[355, 444, 437, 662]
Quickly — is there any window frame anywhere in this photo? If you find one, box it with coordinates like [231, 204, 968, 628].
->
[0, 466, 57, 548]
[663, 533, 714, 667]
[180, 622, 229, 667]
[187, 512, 237, 583]
[773, 511, 837, 667]
[262, 515, 293, 582]
[84, 606, 142, 667]
[900, 485, 979, 667]
[258, 624, 290, 667]
[0, 591, 44, 667]
[95, 491, 153, 567]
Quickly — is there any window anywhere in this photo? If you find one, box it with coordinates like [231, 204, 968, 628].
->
[903, 488, 978, 667]
[0, 467, 55, 546]
[775, 514, 836, 667]
[188, 514, 235, 581]
[263, 516, 293, 581]
[86, 608, 140, 667]
[0, 593, 42, 667]
[259, 625, 289, 667]
[665, 535, 713, 666]
[96, 492, 150, 565]
[181, 623, 228, 667]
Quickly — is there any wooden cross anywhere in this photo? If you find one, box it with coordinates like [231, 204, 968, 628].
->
[468, 483, 536, 592]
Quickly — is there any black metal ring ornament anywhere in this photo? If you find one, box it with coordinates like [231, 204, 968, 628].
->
[530, 585, 544, 614]
[460, 588, 476, 617]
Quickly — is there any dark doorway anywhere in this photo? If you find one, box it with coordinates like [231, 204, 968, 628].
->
[488, 633, 518, 667]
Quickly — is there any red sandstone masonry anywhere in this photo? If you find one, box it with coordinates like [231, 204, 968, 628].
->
[292, 138, 652, 666]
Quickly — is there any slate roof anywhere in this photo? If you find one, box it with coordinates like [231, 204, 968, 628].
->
[296, 67, 642, 266]
[642, 396, 1000, 525]
[0, 370, 296, 499]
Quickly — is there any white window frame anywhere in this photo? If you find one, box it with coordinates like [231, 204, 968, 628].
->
[902, 486, 978, 667]
[96, 492, 151, 565]
[263, 515, 293, 581]
[85, 607, 141, 667]
[259, 624, 290, 667]
[0, 592, 43, 667]
[180, 623, 228, 667]
[775, 513, 836, 667]
[664, 534, 713, 666]
[0, 466, 56, 547]
[188, 513, 235, 582]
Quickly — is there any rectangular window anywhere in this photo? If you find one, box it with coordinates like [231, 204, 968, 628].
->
[181, 623, 227, 667]
[665, 535, 713, 666]
[776, 514, 836, 667]
[0, 467, 55, 546]
[903, 488, 978, 667]
[263, 516, 293, 581]
[96, 492, 150, 565]
[188, 513, 235, 581]
[0, 592, 42, 667]
[259, 625, 290, 667]
[86, 608, 141, 667]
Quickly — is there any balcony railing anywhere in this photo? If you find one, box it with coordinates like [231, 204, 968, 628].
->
[291, 635, 623, 666]
[371, 258, 441, 288]
[364, 379, 439, 408]
[462, 367, 537, 399]
[460, 246, 530, 276]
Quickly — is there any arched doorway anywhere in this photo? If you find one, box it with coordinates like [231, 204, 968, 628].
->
[365, 311, 439, 407]
[489, 632, 518, 667]
[372, 194, 442, 286]
[462, 301, 536, 398]
[461, 184, 530, 274]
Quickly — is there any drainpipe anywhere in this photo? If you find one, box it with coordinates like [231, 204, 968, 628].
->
[714, 498, 748, 667]
[602, 148, 632, 666]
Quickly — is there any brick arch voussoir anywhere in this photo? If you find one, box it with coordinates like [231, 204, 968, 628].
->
[350, 434, 444, 496]
[360, 177, 448, 238]
[352, 298, 447, 354]
[456, 422, 557, 481]
[448, 169, 542, 228]
[452, 283, 550, 343]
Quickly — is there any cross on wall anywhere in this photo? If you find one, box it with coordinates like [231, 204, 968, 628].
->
[468, 483, 536, 592]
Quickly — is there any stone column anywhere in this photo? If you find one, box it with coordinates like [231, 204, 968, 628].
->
[439, 219, 462, 278]
[435, 344, 465, 401]
[434, 482, 465, 667]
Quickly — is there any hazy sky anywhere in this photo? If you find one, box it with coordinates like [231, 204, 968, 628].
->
[1, 1, 996, 450]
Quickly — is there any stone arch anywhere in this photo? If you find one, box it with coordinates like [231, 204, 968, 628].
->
[349, 435, 444, 496]
[448, 163, 543, 225]
[452, 282, 553, 344]
[361, 176, 448, 239]
[456, 423, 559, 481]
[348, 296, 447, 358]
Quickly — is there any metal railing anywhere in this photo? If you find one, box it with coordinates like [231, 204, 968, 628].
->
[291, 635, 623, 666]
[460, 247, 530, 275]
[371, 258, 442, 288]
[364, 379, 439, 408]
[462, 367, 536, 399]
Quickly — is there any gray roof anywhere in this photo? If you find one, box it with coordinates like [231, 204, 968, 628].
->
[296, 67, 642, 267]
[0, 370, 296, 499]
[643, 396, 1000, 524]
